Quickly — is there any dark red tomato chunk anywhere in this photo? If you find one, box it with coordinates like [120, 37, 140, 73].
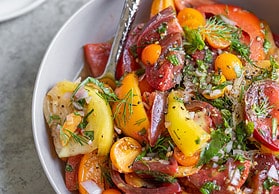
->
[84, 43, 111, 77]
[181, 159, 251, 194]
[132, 157, 178, 177]
[247, 153, 279, 193]
[115, 24, 143, 80]
[65, 154, 83, 191]
[145, 32, 185, 91]
[273, 33, 279, 48]
[245, 80, 279, 151]
[137, 7, 185, 91]
[149, 91, 167, 146]
[110, 168, 181, 194]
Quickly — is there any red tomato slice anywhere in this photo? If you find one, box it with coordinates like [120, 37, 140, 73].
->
[115, 24, 143, 80]
[185, 159, 251, 192]
[84, 43, 111, 78]
[197, 4, 265, 61]
[65, 154, 83, 191]
[245, 80, 279, 151]
[273, 33, 279, 48]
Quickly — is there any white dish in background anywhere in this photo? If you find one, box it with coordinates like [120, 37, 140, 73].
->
[0, 0, 45, 22]
[32, 0, 279, 193]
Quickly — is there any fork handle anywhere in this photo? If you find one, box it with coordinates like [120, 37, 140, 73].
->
[99, 0, 141, 79]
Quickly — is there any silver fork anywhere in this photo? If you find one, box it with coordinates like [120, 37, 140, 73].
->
[95, 0, 141, 80]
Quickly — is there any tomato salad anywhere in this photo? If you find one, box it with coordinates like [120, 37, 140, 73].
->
[43, 0, 279, 193]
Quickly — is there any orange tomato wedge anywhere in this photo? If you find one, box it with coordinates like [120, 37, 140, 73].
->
[150, 0, 176, 18]
[78, 150, 107, 194]
[113, 72, 150, 143]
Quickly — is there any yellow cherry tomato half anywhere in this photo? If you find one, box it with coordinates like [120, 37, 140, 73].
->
[141, 44, 162, 66]
[110, 137, 142, 173]
[214, 52, 243, 80]
[177, 8, 205, 29]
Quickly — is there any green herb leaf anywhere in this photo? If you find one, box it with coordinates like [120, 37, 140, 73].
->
[200, 181, 221, 194]
[198, 128, 231, 166]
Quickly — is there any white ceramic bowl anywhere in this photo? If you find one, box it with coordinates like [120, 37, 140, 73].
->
[32, 0, 279, 193]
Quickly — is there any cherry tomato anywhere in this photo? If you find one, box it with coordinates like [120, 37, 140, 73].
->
[173, 147, 200, 167]
[214, 52, 243, 80]
[141, 44, 162, 66]
[197, 4, 265, 61]
[110, 137, 142, 173]
[177, 8, 205, 29]
[245, 80, 279, 151]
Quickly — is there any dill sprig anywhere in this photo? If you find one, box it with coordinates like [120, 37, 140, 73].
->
[113, 89, 134, 125]
[252, 96, 273, 118]
[71, 77, 118, 103]
[62, 129, 94, 146]
[203, 16, 236, 40]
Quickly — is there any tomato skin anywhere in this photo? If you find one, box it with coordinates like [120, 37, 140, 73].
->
[273, 33, 279, 48]
[197, 4, 265, 61]
[132, 157, 178, 177]
[137, 7, 179, 55]
[145, 32, 185, 91]
[182, 159, 251, 193]
[84, 43, 111, 77]
[248, 153, 279, 193]
[245, 80, 279, 151]
[115, 24, 143, 80]
[110, 168, 181, 194]
[65, 154, 83, 191]
[149, 91, 167, 146]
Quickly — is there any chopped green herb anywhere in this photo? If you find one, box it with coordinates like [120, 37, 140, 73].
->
[167, 54, 180, 66]
[263, 177, 279, 191]
[65, 163, 73, 172]
[200, 181, 221, 194]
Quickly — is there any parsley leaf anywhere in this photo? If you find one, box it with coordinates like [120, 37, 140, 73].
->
[198, 128, 231, 166]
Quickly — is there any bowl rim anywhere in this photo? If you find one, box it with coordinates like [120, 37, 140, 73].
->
[32, 0, 97, 192]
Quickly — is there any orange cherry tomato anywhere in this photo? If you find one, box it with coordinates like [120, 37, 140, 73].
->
[78, 150, 107, 194]
[214, 52, 243, 80]
[173, 147, 200, 167]
[141, 44, 162, 66]
[205, 34, 231, 49]
[177, 8, 205, 29]
[102, 188, 122, 194]
[110, 137, 142, 173]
